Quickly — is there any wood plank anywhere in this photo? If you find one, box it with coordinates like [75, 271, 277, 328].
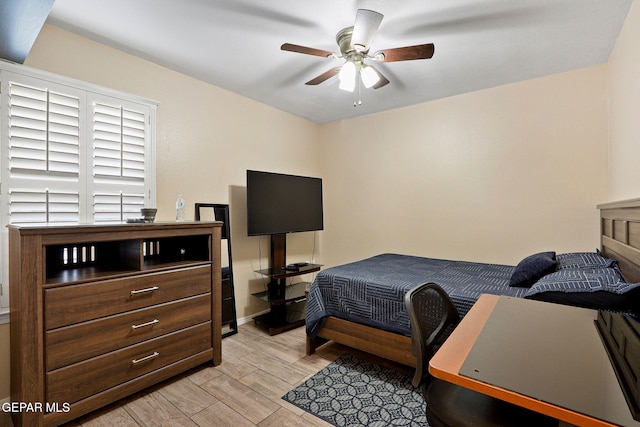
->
[598, 198, 640, 210]
[613, 220, 629, 244]
[313, 317, 415, 367]
[603, 235, 640, 267]
[630, 222, 640, 250]
[601, 209, 640, 222]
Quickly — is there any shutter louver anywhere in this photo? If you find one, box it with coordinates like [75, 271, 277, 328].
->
[48, 92, 81, 174]
[123, 108, 146, 180]
[8, 82, 80, 178]
[93, 191, 145, 223]
[8, 83, 47, 172]
[9, 189, 80, 224]
[93, 102, 146, 184]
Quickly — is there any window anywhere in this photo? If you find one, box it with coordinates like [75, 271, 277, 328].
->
[4, 77, 85, 224]
[0, 62, 157, 316]
[90, 94, 151, 223]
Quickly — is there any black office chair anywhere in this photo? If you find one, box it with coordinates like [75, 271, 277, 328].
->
[405, 282, 460, 388]
[405, 283, 557, 427]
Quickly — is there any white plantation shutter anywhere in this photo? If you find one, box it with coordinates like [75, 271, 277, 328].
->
[93, 102, 146, 183]
[4, 77, 84, 225]
[0, 64, 157, 313]
[89, 94, 152, 222]
[1, 72, 156, 227]
[9, 83, 80, 176]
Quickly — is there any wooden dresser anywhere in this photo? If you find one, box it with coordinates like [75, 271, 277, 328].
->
[8, 222, 222, 427]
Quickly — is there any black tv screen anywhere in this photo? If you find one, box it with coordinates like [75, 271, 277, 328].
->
[247, 170, 324, 236]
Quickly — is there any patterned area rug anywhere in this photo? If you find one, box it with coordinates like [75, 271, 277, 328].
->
[282, 354, 428, 426]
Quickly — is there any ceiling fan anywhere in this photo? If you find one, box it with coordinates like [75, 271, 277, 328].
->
[281, 9, 435, 93]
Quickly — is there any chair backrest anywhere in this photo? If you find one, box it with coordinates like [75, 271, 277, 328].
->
[405, 283, 460, 387]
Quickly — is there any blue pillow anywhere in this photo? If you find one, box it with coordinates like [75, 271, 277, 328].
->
[524, 268, 640, 311]
[556, 252, 617, 270]
[509, 251, 557, 287]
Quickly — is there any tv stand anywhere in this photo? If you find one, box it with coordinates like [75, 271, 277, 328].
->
[252, 233, 321, 335]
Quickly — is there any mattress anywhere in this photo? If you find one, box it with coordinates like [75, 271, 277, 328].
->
[306, 253, 527, 338]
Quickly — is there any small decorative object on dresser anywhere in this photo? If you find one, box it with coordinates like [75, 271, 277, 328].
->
[8, 221, 222, 427]
[140, 207, 158, 222]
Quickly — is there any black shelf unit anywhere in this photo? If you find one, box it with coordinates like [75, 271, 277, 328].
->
[195, 203, 238, 338]
[252, 233, 322, 335]
[252, 281, 310, 303]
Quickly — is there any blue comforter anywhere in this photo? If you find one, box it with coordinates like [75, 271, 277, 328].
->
[306, 253, 527, 338]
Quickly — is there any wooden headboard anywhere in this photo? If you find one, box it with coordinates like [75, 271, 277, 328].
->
[598, 198, 640, 283]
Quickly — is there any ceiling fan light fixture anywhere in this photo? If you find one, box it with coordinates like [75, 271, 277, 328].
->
[283, 8, 433, 95]
[338, 61, 357, 92]
[361, 65, 380, 88]
[339, 78, 355, 92]
[351, 9, 384, 53]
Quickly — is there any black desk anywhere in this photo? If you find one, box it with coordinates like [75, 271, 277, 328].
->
[430, 295, 640, 427]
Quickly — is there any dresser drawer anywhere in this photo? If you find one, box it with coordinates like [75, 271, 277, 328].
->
[44, 265, 211, 329]
[46, 322, 212, 405]
[46, 294, 211, 371]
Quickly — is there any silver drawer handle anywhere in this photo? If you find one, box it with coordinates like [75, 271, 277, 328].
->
[130, 286, 159, 296]
[131, 351, 159, 365]
[131, 319, 159, 330]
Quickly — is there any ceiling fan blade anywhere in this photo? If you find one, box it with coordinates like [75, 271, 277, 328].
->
[374, 43, 435, 62]
[281, 43, 334, 58]
[351, 9, 383, 52]
[369, 66, 390, 89]
[305, 67, 341, 85]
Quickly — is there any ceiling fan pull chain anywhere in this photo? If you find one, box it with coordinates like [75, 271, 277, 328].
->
[353, 71, 358, 107]
[354, 70, 363, 107]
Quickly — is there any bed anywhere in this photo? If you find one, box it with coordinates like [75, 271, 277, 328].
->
[305, 198, 640, 367]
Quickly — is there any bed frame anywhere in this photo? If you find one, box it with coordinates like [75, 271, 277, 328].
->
[599, 198, 640, 283]
[306, 197, 640, 367]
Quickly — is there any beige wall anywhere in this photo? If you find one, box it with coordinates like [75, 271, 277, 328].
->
[320, 65, 609, 267]
[1, 3, 638, 399]
[608, 0, 640, 201]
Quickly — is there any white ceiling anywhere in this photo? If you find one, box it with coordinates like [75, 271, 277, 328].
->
[45, 0, 633, 124]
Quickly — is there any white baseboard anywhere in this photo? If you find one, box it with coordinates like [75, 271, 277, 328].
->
[236, 309, 269, 326]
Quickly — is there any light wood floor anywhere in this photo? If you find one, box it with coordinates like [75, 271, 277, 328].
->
[1, 322, 413, 427]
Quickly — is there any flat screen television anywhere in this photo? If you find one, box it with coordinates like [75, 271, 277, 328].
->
[246, 170, 323, 236]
